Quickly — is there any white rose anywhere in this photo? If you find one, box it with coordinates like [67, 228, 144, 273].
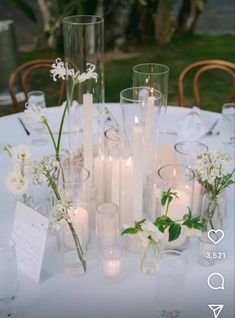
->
[138, 221, 163, 247]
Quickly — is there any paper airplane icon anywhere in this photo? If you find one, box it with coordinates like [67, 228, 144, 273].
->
[208, 305, 224, 318]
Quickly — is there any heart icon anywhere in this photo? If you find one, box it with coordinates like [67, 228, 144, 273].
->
[208, 229, 224, 245]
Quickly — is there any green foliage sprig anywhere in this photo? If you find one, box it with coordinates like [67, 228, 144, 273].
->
[122, 188, 205, 242]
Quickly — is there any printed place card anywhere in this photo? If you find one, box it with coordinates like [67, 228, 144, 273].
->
[12, 201, 49, 282]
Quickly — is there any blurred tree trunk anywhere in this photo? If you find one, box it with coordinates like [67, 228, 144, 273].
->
[177, 0, 207, 32]
[37, 0, 59, 49]
[153, 0, 175, 46]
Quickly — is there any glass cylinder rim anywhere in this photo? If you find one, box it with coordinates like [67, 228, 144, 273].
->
[63, 15, 104, 26]
[27, 90, 45, 97]
[96, 202, 119, 214]
[222, 103, 235, 108]
[174, 140, 208, 155]
[120, 86, 162, 103]
[157, 164, 195, 182]
[133, 63, 169, 75]
[62, 164, 90, 185]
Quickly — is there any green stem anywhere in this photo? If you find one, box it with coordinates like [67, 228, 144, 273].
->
[56, 83, 76, 159]
[165, 199, 170, 216]
[67, 220, 86, 273]
[43, 119, 57, 155]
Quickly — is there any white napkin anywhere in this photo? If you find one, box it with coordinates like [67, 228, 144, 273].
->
[177, 106, 206, 141]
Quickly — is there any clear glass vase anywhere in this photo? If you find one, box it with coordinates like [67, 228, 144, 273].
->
[201, 192, 224, 231]
[63, 15, 104, 160]
[58, 163, 90, 276]
[140, 241, 161, 275]
[62, 220, 87, 277]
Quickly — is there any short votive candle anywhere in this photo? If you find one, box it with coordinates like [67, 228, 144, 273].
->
[102, 247, 122, 280]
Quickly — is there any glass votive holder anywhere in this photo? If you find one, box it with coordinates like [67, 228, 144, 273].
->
[198, 235, 218, 267]
[157, 164, 195, 250]
[174, 140, 208, 168]
[174, 140, 208, 216]
[102, 246, 122, 282]
[96, 202, 119, 248]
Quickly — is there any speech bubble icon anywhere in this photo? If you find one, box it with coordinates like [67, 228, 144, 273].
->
[207, 273, 225, 290]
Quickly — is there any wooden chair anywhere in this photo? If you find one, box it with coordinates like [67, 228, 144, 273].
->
[178, 60, 235, 107]
[9, 59, 66, 112]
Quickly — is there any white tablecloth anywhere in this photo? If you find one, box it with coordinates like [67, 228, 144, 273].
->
[0, 105, 234, 318]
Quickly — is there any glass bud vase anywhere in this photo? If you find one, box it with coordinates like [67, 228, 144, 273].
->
[140, 241, 161, 275]
[62, 220, 87, 277]
[201, 192, 224, 231]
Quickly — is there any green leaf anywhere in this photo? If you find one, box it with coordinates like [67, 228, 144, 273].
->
[9, 0, 37, 22]
[161, 194, 168, 206]
[121, 227, 139, 235]
[168, 223, 181, 241]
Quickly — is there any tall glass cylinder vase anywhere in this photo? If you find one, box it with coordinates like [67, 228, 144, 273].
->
[119, 87, 161, 229]
[174, 140, 208, 216]
[63, 15, 104, 183]
[132, 63, 169, 138]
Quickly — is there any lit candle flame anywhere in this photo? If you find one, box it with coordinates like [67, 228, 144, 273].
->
[134, 116, 139, 125]
[173, 168, 176, 177]
[126, 157, 132, 167]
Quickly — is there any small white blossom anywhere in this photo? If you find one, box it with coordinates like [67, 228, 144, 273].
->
[11, 144, 31, 163]
[195, 150, 232, 183]
[51, 191, 72, 224]
[6, 171, 29, 194]
[50, 58, 98, 84]
[24, 103, 46, 124]
[138, 221, 163, 248]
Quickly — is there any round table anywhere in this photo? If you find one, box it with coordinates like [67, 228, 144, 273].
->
[0, 105, 234, 318]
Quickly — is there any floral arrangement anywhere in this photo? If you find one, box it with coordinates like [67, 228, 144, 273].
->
[195, 150, 234, 198]
[32, 155, 87, 272]
[195, 150, 234, 230]
[0, 144, 32, 203]
[1, 58, 98, 274]
[122, 188, 204, 243]
[24, 58, 98, 161]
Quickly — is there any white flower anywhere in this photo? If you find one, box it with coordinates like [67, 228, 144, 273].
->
[50, 58, 67, 81]
[50, 58, 98, 84]
[138, 221, 163, 248]
[6, 171, 28, 194]
[51, 192, 72, 224]
[11, 144, 31, 163]
[195, 150, 233, 186]
[75, 63, 98, 83]
[184, 227, 201, 237]
[24, 103, 46, 124]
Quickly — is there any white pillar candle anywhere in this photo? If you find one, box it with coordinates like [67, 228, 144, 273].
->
[69, 207, 89, 249]
[143, 96, 154, 177]
[120, 157, 133, 227]
[111, 158, 120, 206]
[132, 116, 144, 221]
[162, 190, 191, 250]
[192, 180, 201, 216]
[105, 156, 113, 201]
[83, 93, 93, 185]
[94, 155, 105, 203]
[165, 190, 191, 219]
